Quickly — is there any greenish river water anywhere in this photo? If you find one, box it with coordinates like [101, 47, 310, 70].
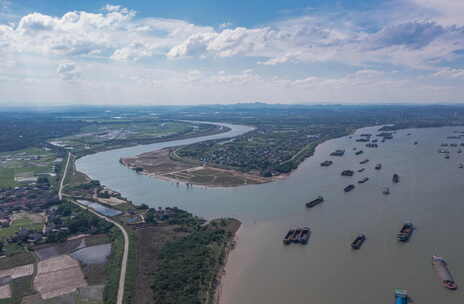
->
[77, 123, 464, 304]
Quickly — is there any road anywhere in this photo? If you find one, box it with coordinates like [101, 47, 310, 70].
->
[59, 152, 129, 304]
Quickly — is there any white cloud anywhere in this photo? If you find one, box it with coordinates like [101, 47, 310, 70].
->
[57, 62, 80, 80]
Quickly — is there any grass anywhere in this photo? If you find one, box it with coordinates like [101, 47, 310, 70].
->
[0, 219, 42, 240]
[0, 147, 58, 188]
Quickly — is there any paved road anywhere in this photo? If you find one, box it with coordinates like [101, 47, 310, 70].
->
[59, 152, 129, 304]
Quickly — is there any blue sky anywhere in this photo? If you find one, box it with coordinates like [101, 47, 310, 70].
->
[1, 0, 464, 105]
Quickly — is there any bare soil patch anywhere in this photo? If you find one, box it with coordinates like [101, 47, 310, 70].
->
[0, 264, 33, 280]
[121, 148, 271, 187]
[33, 255, 87, 300]
[0, 284, 11, 299]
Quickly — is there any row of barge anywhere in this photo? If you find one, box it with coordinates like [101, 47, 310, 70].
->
[283, 227, 311, 245]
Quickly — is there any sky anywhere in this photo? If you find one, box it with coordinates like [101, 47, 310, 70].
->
[1, 0, 464, 106]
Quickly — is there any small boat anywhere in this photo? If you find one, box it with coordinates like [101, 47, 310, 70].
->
[432, 256, 458, 290]
[360, 159, 369, 164]
[290, 228, 303, 243]
[358, 177, 369, 184]
[355, 150, 363, 155]
[397, 222, 413, 242]
[383, 187, 390, 195]
[330, 149, 345, 156]
[392, 174, 399, 183]
[351, 234, 366, 249]
[445, 155, 450, 159]
[344, 184, 355, 192]
[298, 227, 311, 244]
[306, 196, 324, 208]
[394, 289, 408, 304]
[283, 229, 295, 245]
[341, 170, 354, 176]
[357, 168, 365, 172]
[375, 163, 382, 170]
[414, 141, 418, 145]
[459, 163, 463, 169]
[458, 149, 462, 154]
[320, 160, 333, 167]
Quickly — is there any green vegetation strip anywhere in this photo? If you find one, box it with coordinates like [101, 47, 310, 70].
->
[152, 226, 233, 304]
[123, 229, 137, 304]
[103, 227, 124, 304]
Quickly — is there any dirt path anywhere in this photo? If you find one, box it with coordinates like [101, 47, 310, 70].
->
[59, 152, 129, 304]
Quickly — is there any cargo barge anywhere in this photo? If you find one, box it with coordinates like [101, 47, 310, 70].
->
[351, 234, 366, 249]
[344, 184, 355, 192]
[283, 229, 294, 245]
[283, 227, 311, 245]
[397, 222, 413, 242]
[320, 160, 333, 167]
[394, 289, 408, 304]
[432, 256, 458, 290]
[299, 227, 311, 244]
[341, 170, 354, 176]
[306, 196, 324, 208]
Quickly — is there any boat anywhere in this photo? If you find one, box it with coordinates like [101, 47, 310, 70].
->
[298, 227, 311, 244]
[358, 177, 369, 184]
[445, 155, 450, 159]
[355, 150, 363, 155]
[458, 149, 462, 154]
[394, 289, 408, 304]
[459, 163, 463, 169]
[283, 229, 295, 245]
[341, 170, 354, 176]
[351, 234, 366, 249]
[330, 149, 345, 156]
[432, 256, 458, 290]
[320, 160, 333, 167]
[397, 222, 413, 242]
[290, 228, 303, 243]
[344, 184, 355, 192]
[383, 187, 390, 195]
[375, 163, 382, 170]
[360, 159, 369, 164]
[306, 196, 324, 208]
[414, 141, 418, 145]
[392, 174, 399, 183]
[357, 168, 365, 172]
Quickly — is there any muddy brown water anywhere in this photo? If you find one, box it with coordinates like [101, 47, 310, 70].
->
[77, 123, 464, 304]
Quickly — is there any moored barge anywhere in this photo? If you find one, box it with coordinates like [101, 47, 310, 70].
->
[432, 256, 458, 290]
[394, 289, 408, 304]
[351, 234, 366, 249]
[344, 184, 355, 192]
[306, 196, 324, 208]
[283, 229, 295, 245]
[320, 160, 333, 167]
[299, 227, 311, 244]
[397, 222, 413, 242]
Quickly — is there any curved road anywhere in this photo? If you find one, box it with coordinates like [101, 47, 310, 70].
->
[59, 152, 129, 304]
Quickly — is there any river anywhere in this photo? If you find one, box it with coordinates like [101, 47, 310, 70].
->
[77, 123, 464, 304]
